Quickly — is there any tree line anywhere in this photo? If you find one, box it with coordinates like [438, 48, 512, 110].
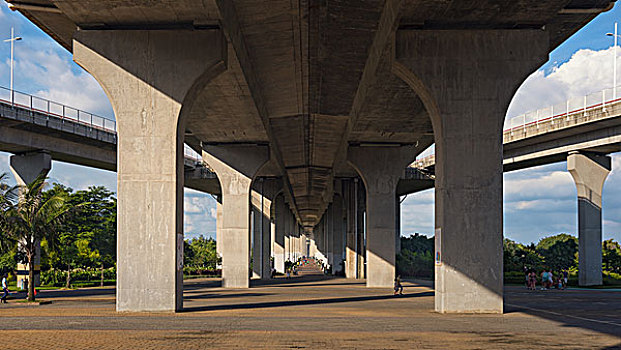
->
[0, 174, 220, 301]
[397, 232, 621, 285]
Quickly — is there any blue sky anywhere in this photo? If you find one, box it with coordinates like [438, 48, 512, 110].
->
[1, 3, 621, 244]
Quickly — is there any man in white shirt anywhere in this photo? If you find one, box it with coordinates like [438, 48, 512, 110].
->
[1, 273, 8, 303]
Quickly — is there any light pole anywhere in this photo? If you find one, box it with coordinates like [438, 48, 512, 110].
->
[3, 27, 23, 105]
[607, 22, 619, 99]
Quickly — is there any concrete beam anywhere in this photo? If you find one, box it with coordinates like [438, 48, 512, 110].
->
[568, 151, 611, 286]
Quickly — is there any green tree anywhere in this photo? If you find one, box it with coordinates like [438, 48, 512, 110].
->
[603, 239, 621, 273]
[0, 174, 18, 274]
[3, 175, 73, 301]
[536, 234, 578, 271]
[185, 236, 220, 270]
[503, 238, 544, 272]
[43, 184, 116, 287]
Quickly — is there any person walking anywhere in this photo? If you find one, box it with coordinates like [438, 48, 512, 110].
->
[562, 270, 568, 289]
[394, 275, 403, 295]
[1, 273, 9, 304]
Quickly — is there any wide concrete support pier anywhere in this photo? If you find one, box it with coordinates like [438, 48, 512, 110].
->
[203, 145, 268, 288]
[349, 146, 416, 288]
[395, 30, 548, 313]
[74, 30, 225, 312]
[568, 152, 611, 286]
[10, 151, 52, 287]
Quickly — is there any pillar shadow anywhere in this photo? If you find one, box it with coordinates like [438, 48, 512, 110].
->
[181, 291, 433, 313]
[504, 287, 621, 340]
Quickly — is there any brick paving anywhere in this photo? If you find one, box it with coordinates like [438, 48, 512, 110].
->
[0, 277, 620, 349]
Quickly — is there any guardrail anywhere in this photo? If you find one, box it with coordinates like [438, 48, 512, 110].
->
[414, 85, 621, 168]
[0, 86, 117, 132]
[0, 86, 205, 162]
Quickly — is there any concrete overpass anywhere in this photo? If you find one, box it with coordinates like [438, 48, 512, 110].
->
[4, 0, 616, 313]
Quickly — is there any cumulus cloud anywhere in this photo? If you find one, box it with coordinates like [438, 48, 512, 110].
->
[15, 48, 113, 118]
[507, 47, 618, 118]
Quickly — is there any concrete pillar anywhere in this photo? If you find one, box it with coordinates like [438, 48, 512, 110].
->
[216, 199, 223, 257]
[345, 179, 364, 279]
[74, 30, 225, 312]
[394, 30, 548, 313]
[203, 145, 269, 288]
[349, 145, 416, 288]
[331, 195, 345, 275]
[568, 152, 611, 286]
[10, 151, 52, 288]
[396, 196, 401, 254]
[274, 194, 286, 273]
[251, 201, 270, 279]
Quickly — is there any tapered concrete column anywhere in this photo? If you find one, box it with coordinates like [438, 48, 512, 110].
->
[274, 194, 286, 273]
[203, 145, 269, 288]
[568, 152, 611, 286]
[74, 30, 225, 312]
[349, 145, 416, 288]
[216, 200, 223, 257]
[10, 151, 51, 288]
[345, 179, 364, 279]
[251, 201, 271, 279]
[331, 195, 345, 275]
[395, 30, 548, 313]
[396, 196, 401, 254]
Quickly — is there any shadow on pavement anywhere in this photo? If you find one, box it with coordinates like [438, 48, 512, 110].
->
[184, 292, 273, 300]
[504, 287, 621, 342]
[181, 291, 433, 313]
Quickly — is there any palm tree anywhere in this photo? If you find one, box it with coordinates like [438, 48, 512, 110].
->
[4, 174, 72, 301]
[0, 173, 18, 254]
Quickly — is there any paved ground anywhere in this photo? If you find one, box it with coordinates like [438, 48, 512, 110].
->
[1, 276, 620, 349]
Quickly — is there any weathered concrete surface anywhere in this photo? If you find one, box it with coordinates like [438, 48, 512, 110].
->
[74, 29, 226, 312]
[349, 145, 417, 287]
[395, 30, 549, 313]
[344, 179, 364, 279]
[202, 144, 269, 288]
[568, 152, 611, 286]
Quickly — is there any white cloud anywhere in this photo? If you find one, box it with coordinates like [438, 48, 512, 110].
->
[507, 47, 618, 118]
[14, 48, 113, 118]
[504, 171, 574, 200]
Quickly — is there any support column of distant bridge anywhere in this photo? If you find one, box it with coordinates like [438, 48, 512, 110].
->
[394, 30, 549, 313]
[568, 151, 611, 286]
[10, 151, 52, 288]
[74, 29, 226, 312]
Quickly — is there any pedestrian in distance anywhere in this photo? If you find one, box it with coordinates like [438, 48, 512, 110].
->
[562, 270, 569, 289]
[540, 270, 548, 290]
[1, 273, 9, 304]
[394, 275, 403, 295]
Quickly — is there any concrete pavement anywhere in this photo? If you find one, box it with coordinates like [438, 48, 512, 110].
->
[0, 277, 619, 349]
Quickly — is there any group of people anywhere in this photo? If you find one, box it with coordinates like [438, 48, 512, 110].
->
[526, 268, 569, 290]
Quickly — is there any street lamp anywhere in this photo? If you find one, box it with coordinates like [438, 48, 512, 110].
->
[3, 27, 22, 105]
[607, 22, 619, 100]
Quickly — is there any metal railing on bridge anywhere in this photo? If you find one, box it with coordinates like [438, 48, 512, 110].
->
[0, 86, 204, 162]
[0, 86, 117, 132]
[414, 84, 621, 168]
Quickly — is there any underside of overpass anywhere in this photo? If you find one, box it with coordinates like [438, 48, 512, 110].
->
[6, 0, 615, 313]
